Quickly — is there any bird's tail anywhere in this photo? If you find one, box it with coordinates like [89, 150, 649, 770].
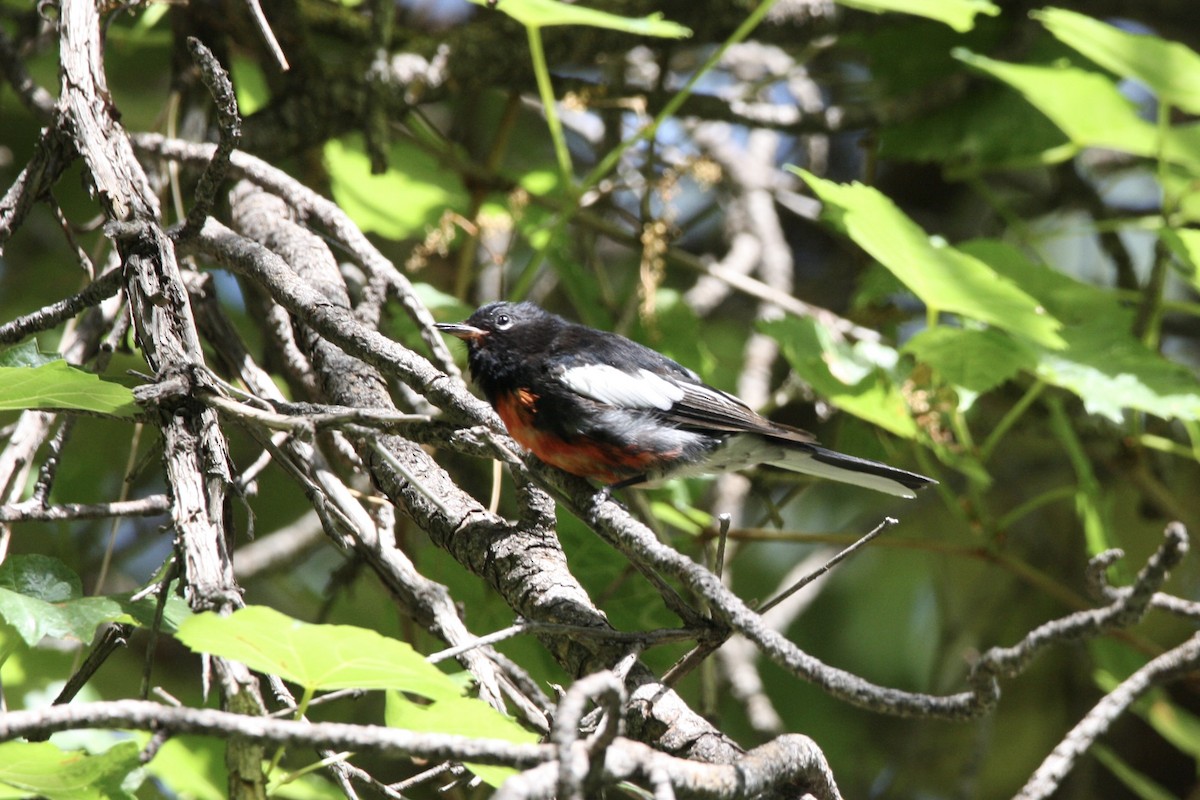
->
[769, 444, 936, 499]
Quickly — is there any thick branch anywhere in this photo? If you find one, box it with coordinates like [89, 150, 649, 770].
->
[0, 698, 841, 800]
[57, 1, 261, 794]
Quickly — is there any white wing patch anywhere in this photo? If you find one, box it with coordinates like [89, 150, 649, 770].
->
[560, 364, 685, 410]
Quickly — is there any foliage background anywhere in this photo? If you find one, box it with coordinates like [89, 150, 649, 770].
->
[2, 0, 1200, 798]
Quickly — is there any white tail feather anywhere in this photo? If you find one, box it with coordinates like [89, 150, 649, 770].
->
[769, 445, 932, 499]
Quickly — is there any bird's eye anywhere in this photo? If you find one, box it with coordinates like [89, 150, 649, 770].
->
[494, 314, 513, 330]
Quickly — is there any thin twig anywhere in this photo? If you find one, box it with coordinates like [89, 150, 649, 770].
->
[180, 38, 241, 238]
[0, 268, 124, 345]
[48, 624, 134, 710]
[243, 0, 289, 71]
[133, 135, 462, 377]
[714, 513, 731, 580]
[0, 495, 171, 523]
[757, 517, 897, 615]
[30, 418, 73, 507]
[0, 25, 55, 121]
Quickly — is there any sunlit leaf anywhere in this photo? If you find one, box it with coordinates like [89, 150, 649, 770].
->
[0, 740, 140, 800]
[0, 556, 193, 646]
[468, 0, 690, 37]
[796, 170, 1065, 348]
[386, 691, 541, 787]
[0, 359, 137, 417]
[0, 341, 59, 368]
[1038, 322, 1200, 422]
[143, 736, 225, 800]
[269, 774, 347, 800]
[1162, 228, 1200, 293]
[1034, 8, 1200, 114]
[834, 0, 998, 32]
[325, 135, 470, 240]
[133, 2, 170, 34]
[175, 606, 461, 697]
[761, 316, 918, 438]
[415, 283, 472, 320]
[904, 327, 1036, 393]
[649, 502, 711, 536]
[229, 56, 269, 116]
[956, 50, 1200, 170]
[965, 239, 1200, 423]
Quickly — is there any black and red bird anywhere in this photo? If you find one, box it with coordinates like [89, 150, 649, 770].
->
[437, 302, 935, 498]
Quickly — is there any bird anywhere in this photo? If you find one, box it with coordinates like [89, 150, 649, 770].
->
[436, 302, 935, 498]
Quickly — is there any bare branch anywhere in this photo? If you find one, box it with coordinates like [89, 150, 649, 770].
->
[57, 2, 264, 793]
[191, 198, 749, 764]
[131, 134, 463, 378]
[0, 699, 548, 766]
[0, 267, 123, 344]
[179, 38, 241, 238]
[1016, 631, 1200, 800]
[0, 126, 75, 251]
[758, 516, 896, 614]
[0, 495, 170, 523]
[0, 696, 841, 799]
[972, 523, 1188, 683]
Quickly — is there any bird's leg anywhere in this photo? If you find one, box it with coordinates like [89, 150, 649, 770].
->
[592, 476, 643, 510]
[606, 474, 648, 492]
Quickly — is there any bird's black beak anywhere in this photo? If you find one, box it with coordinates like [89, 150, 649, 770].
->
[435, 322, 487, 342]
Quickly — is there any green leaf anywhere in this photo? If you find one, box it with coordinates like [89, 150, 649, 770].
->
[0, 740, 140, 800]
[1038, 320, 1200, 422]
[833, 0, 998, 32]
[119, 591, 194, 634]
[0, 555, 82, 602]
[325, 134, 470, 240]
[385, 691, 541, 788]
[269, 774, 347, 800]
[649, 502, 711, 536]
[964, 239, 1200, 423]
[1165, 167, 1200, 223]
[175, 606, 462, 697]
[0, 360, 138, 417]
[229, 56, 269, 116]
[467, 0, 690, 37]
[1034, 8, 1200, 114]
[795, 170, 1065, 349]
[143, 735, 225, 800]
[903, 327, 1036, 393]
[0, 557, 192, 645]
[955, 50, 1200, 170]
[0, 341, 60, 368]
[0, 589, 191, 647]
[761, 316, 918, 438]
[132, 2, 170, 35]
[414, 283, 472, 321]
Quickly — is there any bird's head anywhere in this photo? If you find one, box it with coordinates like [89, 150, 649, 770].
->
[436, 302, 564, 385]
[436, 301, 561, 347]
